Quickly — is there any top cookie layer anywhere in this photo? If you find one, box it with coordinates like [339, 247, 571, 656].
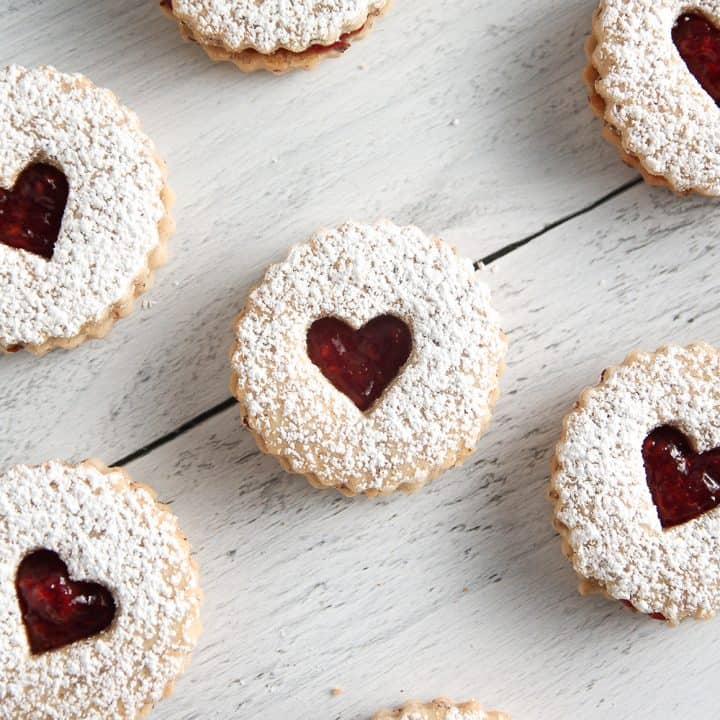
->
[0, 65, 168, 348]
[0, 460, 201, 720]
[169, 0, 389, 53]
[590, 0, 720, 194]
[552, 343, 720, 623]
[231, 220, 506, 495]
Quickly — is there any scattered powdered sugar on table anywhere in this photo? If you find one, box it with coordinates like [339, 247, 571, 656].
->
[0, 65, 166, 347]
[553, 344, 720, 623]
[171, 0, 389, 53]
[591, 0, 720, 194]
[232, 220, 506, 494]
[0, 461, 201, 719]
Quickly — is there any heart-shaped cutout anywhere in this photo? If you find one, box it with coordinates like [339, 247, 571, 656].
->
[307, 315, 412, 412]
[643, 426, 720, 529]
[673, 12, 720, 105]
[16, 549, 116, 654]
[0, 162, 69, 260]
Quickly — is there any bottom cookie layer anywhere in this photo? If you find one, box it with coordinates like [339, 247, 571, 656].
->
[373, 698, 510, 720]
[160, 0, 389, 73]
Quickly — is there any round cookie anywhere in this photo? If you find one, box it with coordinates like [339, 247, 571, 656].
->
[230, 220, 507, 496]
[0, 460, 202, 719]
[551, 343, 720, 624]
[585, 1, 720, 195]
[0, 65, 173, 354]
[160, 0, 391, 73]
[373, 698, 510, 720]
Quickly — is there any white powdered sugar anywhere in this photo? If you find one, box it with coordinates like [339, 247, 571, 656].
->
[231, 220, 506, 495]
[0, 65, 167, 347]
[170, 0, 389, 53]
[553, 344, 720, 623]
[377, 700, 505, 720]
[0, 461, 201, 719]
[404, 709, 492, 720]
[591, 0, 720, 194]
[445, 710, 492, 720]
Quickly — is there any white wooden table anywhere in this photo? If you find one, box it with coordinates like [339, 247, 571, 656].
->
[2, 1, 719, 718]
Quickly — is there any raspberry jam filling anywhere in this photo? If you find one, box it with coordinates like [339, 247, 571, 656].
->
[0, 163, 68, 260]
[643, 425, 720, 529]
[16, 549, 116, 654]
[673, 13, 720, 104]
[621, 599, 666, 622]
[307, 315, 412, 412]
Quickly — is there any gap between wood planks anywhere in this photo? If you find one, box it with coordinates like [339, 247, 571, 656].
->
[474, 176, 642, 267]
[112, 174, 643, 469]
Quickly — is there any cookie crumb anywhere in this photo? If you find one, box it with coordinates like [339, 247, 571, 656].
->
[331, 687, 345, 697]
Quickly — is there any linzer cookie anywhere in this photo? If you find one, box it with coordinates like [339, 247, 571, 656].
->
[159, 0, 390, 73]
[585, 1, 720, 195]
[0, 459, 202, 719]
[0, 65, 173, 354]
[230, 220, 507, 496]
[373, 698, 510, 720]
[550, 343, 720, 624]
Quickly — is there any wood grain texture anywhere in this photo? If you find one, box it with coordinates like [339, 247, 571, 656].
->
[4, 2, 717, 720]
[0, 0, 635, 468]
[125, 182, 720, 720]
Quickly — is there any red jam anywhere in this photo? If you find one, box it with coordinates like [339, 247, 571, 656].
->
[307, 315, 412, 412]
[310, 24, 367, 53]
[643, 425, 720, 529]
[673, 13, 720, 104]
[0, 163, 68, 260]
[16, 550, 116, 654]
[621, 599, 666, 622]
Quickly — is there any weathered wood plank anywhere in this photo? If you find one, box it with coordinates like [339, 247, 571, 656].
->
[0, 0, 635, 466]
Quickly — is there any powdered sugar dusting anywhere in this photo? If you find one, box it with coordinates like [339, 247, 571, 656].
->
[553, 344, 720, 623]
[0, 461, 201, 719]
[0, 65, 167, 347]
[376, 700, 506, 720]
[171, 0, 389, 53]
[448, 709, 492, 720]
[402, 712, 488, 720]
[231, 220, 506, 495]
[591, 0, 720, 194]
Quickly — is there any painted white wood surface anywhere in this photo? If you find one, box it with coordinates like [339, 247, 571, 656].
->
[0, 0, 637, 468]
[3, 1, 719, 720]
[123, 183, 720, 720]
